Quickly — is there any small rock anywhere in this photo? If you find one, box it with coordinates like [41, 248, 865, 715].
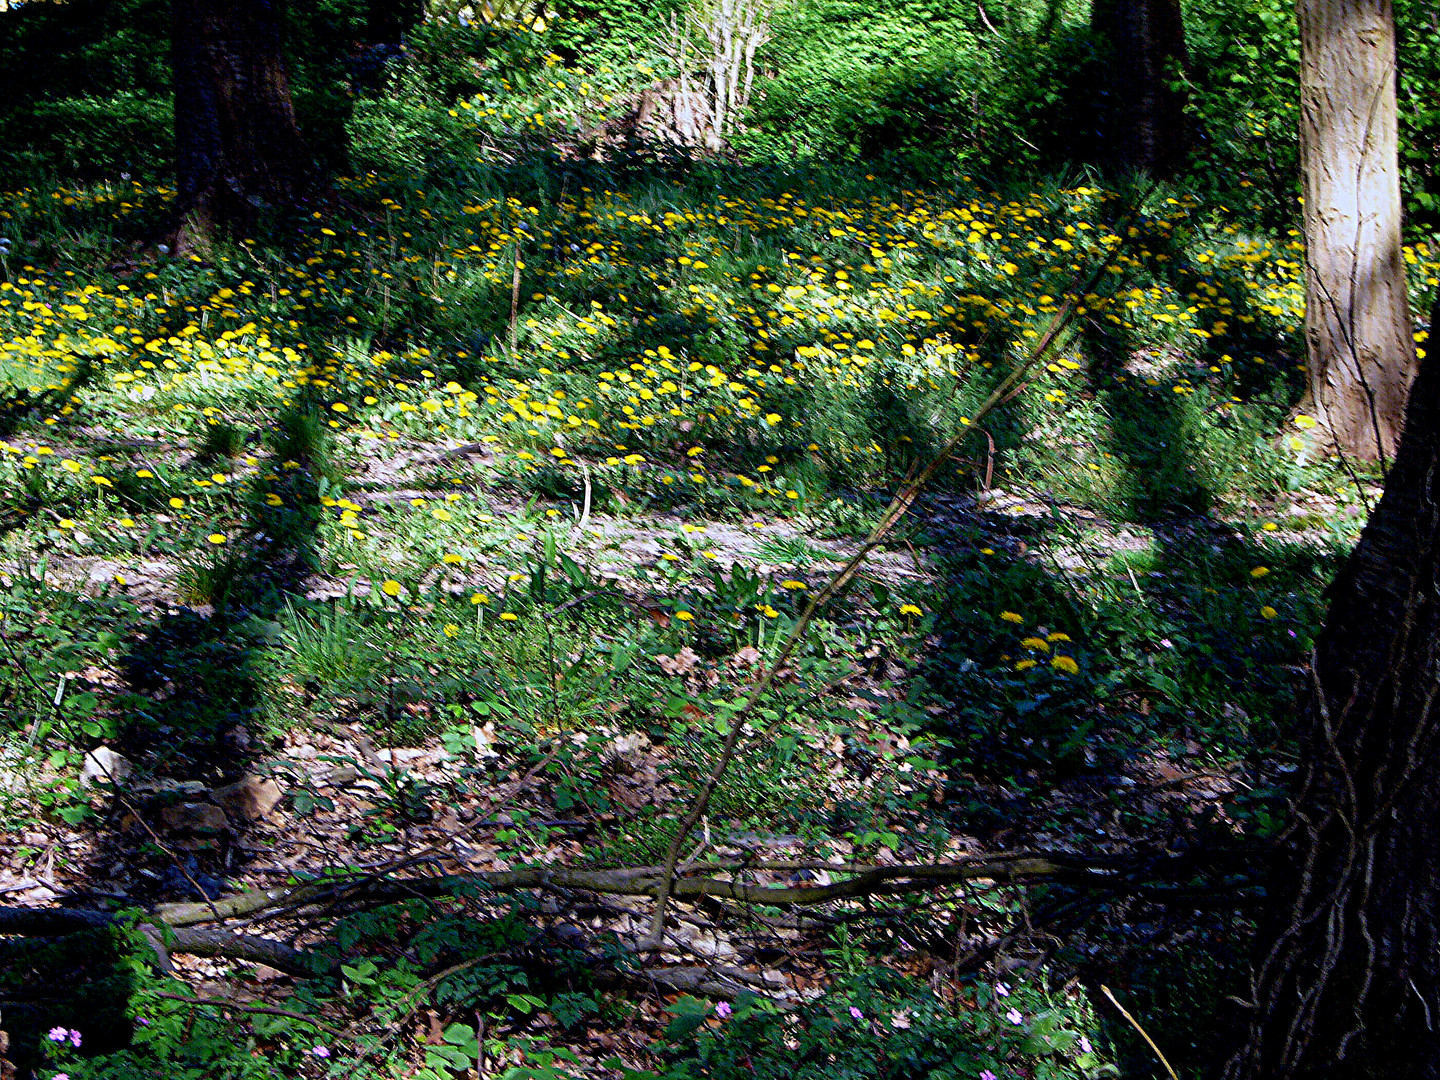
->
[323, 764, 359, 787]
[160, 859, 226, 899]
[603, 732, 652, 767]
[161, 802, 230, 834]
[135, 778, 208, 798]
[376, 747, 425, 764]
[81, 747, 134, 788]
[210, 776, 284, 822]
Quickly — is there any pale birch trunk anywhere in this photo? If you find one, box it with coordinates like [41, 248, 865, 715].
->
[1297, 0, 1415, 465]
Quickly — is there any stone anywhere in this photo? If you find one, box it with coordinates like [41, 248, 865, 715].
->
[81, 747, 134, 788]
[135, 779, 209, 804]
[161, 802, 230, 834]
[209, 776, 284, 822]
[323, 764, 359, 787]
[602, 732, 651, 768]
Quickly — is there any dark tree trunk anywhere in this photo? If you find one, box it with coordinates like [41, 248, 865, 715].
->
[172, 0, 310, 247]
[1091, 0, 1189, 177]
[1223, 303, 1440, 1078]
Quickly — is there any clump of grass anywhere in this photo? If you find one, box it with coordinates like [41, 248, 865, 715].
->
[197, 418, 246, 462]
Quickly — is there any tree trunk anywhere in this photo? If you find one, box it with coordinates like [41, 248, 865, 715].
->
[172, 0, 310, 248]
[1297, 0, 1415, 465]
[1223, 304, 1440, 1079]
[1090, 0, 1189, 177]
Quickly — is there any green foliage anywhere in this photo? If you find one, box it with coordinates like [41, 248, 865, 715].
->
[3, 93, 174, 184]
[0, 0, 369, 185]
[1181, 0, 1302, 225]
[663, 970, 1109, 1080]
[547, 0, 684, 73]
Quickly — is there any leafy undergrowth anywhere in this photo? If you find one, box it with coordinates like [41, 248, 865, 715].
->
[0, 130, 1406, 1078]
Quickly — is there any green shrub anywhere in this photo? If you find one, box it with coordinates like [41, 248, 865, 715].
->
[347, 95, 482, 179]
[0, 93, 173, 184]
[664, 968, 1108, 1079]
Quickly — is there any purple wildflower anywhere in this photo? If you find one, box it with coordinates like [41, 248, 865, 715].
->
[849, 1006, 864, 1020]
[715, 1002, 733, 1019]
[1006, 1008, 1023, 1025]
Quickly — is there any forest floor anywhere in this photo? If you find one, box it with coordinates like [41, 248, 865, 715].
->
[0, 158, 1405, 1079]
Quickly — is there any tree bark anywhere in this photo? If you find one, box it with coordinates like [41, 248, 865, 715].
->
[1091, 0, 1189, 178]
[1223, 303, 1440, 1078]
[1297, 0, 1415, 465]
[172, 0, 310, 248]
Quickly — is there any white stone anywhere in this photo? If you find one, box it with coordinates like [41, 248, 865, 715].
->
[81, 746, 134, 787]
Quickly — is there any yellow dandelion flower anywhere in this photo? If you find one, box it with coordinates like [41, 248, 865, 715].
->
[1021, 636, 1051, 652]
[169, 497, 185, 508]
[1014, 658, 1038, 671]
[500, 612, 519, 621]
[381, 579, 403, 597]
[1051, 655, 1079, 675]
[1000, 611, 1024, 624]
[1260, 605, 1278, 620]
[781, 580, 807, 590]
[1047, 632, 1071, 642]
[443, 623, 461, 638]
[470, 592, 490, 605]
[1250, 566, 1270, 578]
[207, 533, 226, 544]
[674, 610, 695, 622]
[899, 603, 923, 616]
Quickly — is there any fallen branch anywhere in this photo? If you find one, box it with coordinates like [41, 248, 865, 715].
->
[0, 846, 1249, 969]
[142, 851, 1109, 929]
[0, 844, 1259, 984]
[0, 906, 332, 978]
